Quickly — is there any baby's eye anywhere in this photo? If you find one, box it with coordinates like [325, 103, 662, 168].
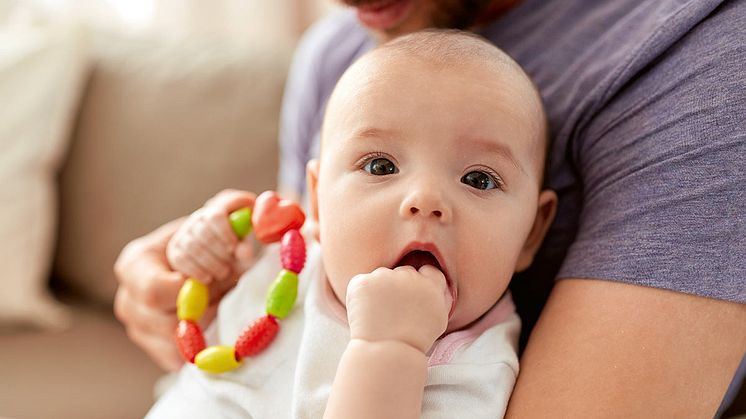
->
[461, 171, 498, 190]
[364, 158, 398, 176]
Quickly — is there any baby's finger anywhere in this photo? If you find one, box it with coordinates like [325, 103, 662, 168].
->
[192, 221, 233, 264]
[182, 238, 230, 281]
[169, 247, 213, 283]
[202, 208, 238, 249]
[213, 209, 244, 246]
[418, 265, 453, 314]
[232, 241, 255, 274]
[206, 189, 256, 213]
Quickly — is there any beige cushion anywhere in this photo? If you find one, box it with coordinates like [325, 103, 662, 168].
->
[53, 35, 289, 304]
[0, 303, 163, 418]
[0, 23, 87, 328]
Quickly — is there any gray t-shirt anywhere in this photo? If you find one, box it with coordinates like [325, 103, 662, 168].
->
[278, 0, 746, 344]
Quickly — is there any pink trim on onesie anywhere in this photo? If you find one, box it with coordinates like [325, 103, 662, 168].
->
[426, 294, 515, 366]
[319, 273, 516, 366]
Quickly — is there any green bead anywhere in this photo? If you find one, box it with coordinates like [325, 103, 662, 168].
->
[229, 207, 253, 239]
[266, 270, 298, 319]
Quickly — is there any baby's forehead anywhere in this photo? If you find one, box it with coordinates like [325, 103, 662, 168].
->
[337, 32, 543, 123]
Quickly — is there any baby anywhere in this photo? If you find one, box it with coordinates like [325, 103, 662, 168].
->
[148, 30, 557, 418]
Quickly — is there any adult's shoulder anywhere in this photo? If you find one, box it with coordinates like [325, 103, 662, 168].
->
[553, 0, 746, 302]
[505, 0, 744, 337]
[292, 9, 373, 93]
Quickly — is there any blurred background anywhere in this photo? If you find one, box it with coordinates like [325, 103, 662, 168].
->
[2, 1, 745, 418]
[0, 0, 336, 417]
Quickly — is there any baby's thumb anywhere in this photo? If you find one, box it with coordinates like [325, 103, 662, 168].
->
[233, 241, 255, 273]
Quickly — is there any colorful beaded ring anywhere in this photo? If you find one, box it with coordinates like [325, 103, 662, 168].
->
[174, 191, 306, 374]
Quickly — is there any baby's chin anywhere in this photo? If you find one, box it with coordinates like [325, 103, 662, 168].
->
[444, 304, 488, 335]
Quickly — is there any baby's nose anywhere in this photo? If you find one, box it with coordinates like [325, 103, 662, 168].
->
[408, 207, 443, 218]
[399, 188, 451, 222]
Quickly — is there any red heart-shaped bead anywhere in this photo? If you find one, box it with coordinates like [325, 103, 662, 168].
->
[251, 191, 305, 243]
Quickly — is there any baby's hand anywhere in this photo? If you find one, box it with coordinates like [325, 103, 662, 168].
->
[167, 190, 256, 283]
[345, 265, 451, 354]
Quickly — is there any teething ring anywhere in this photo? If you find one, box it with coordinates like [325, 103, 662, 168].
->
[174, 191, 307, 374]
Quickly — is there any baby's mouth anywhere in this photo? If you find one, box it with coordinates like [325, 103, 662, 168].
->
[393, 250, 457, 319]
[395, 250, 442, 272]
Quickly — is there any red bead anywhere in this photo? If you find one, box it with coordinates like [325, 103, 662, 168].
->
[175, 320, 206, 363]
[280, 229, 306, 273]
[234, 315, 280, 359]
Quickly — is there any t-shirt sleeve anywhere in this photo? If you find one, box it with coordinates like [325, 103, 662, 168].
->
[277, 22, 324, 197]
[558, 2, 745, 303]
[277, 11, 368, 198]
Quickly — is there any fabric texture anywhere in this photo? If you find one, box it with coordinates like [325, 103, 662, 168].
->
[53, 35, 289, 304]
[277, 0, 746, 341]
[147, 242, 520, 418]
[0, 21, 87, 329]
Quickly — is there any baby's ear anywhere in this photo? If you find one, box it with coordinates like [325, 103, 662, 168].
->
[515, 189, 557, 272]
[305, 160, 321, 242]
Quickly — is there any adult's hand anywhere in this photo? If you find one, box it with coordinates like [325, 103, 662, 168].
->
[113, 189, 256, 371]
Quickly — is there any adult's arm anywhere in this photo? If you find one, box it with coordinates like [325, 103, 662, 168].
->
[507, 2, 746, 415]
[506, 279, 746, 418]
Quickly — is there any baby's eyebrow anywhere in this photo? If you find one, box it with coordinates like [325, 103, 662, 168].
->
[468, 137, 527, 176]
[352, 127, 404, 141]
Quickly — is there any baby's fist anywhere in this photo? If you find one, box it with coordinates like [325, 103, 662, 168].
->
[345, 265, 451, 354]
[167, 190, 256, 283]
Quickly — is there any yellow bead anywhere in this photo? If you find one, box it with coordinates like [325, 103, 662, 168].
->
[195, 345, 242, 374]
[177, 278, 209, 321]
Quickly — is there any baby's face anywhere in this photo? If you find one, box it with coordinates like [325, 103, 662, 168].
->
[308, 53, 554, 332]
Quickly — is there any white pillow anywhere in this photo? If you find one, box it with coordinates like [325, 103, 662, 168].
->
[0, 21, 87, 329]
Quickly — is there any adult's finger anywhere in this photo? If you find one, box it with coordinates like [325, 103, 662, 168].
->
[114, 287, 179, 340]
[114, 218, 187, 311]
[126, 325, 183, 372]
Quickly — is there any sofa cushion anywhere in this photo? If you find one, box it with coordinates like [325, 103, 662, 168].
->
[53, 35, 289, 304]
[0, 22, 87, 328]
[0, 301, 163, 418]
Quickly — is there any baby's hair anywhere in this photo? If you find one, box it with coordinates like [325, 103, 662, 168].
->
[376, 30, 552, 182]
[378, 29, 521, 73]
